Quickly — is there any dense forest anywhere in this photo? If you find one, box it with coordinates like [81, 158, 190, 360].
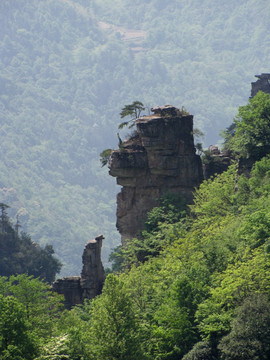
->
[0, 203, 61, 283]
[1, 0, 270, 276]
[2, 91, 270, 359]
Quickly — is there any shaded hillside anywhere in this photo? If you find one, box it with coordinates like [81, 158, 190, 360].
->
[0, 204, 61, 283]
[0, 0, 270, 275]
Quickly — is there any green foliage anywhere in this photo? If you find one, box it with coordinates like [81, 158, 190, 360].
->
[149, 270, 210, 359]
[220, 123, 236, 150]
[86, 274, 147, 360]
[12, 155, 270, 359]
[182, 341, 216, 360]
[34, 335, 70, 360]
[248, 155, 270, 197]
[109, 193, 187, 270]
[14, 276, 63, 333]
[190, 165, 238, 222]
[196, 247, 270, 341]
[0, 206, 62, 283]
[1, 0, 270, 276]
[100, 102, 145, 167]
[225, 92, 270, 160]
[57, 304, 92, 360]
[218, 294, 270, 360]
[118, 101, 145, 129]
[0, 295, 37, 360]
[0, 203, 10, 234]
[144, 193, 187, 233]
[103, 157, 270, 359]
[0, 274, 64, 345]
[99, 148, 113, 167]
[108, 244, 124, 272]
[133, 193, 187, 263]
[151, 302, 195, 359]
[193, 128, 205, 156]
[2, 4, 270, 357]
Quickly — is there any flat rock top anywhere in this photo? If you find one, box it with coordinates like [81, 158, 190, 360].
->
[136, 115, 161, 122]
[151, 104, 177, 112]
[255, 73, 270, 79]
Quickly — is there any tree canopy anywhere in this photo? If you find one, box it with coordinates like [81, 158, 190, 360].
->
[1, 0, 270, 276]
[46, 153, 270, 359]
[118, 101, 145, 129]
[2, 154, 270, 358]
[0, 274, 64, 359]
[223, 91, 270, 160]
[0, 205, 62, 283]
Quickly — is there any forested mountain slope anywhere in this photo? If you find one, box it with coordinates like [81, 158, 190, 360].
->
[0, 0, 269, 275]
[1, 93, 270, 359]
[0, 205, 61, 283]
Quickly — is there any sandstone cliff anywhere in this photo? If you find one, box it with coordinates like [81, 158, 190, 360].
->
[109, 106, 203, 244]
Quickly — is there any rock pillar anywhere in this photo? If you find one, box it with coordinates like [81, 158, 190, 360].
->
[53, 234, 105, 308]
[80, 234, 105, 300]
[109, 105, 203, 244]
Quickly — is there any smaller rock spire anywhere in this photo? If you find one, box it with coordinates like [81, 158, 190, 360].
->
[53, 235, 105, 309]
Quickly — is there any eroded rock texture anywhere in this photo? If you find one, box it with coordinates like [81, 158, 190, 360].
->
[53, 235, 105, 309]
[80, 234, 105, 300]
[203, 146, 231, 180]
[52, 276, 82, 310]
[109, 106, 203, 244]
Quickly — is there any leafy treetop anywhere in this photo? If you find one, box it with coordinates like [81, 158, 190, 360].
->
[118, 101, 145, 129]
[223, 91, 270, 161]
[100, 101, 145, 167]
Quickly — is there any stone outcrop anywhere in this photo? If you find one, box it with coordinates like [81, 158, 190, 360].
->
[109, 106, 203, 244]
[251, 73, 270, 98]
[80, 235, 105, 300]
[53, 235, 105, 309]
[52, 276, 82, 310]
[203, 146, 231, 179]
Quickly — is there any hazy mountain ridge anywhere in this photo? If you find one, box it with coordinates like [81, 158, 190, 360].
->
[0, 0, 269, 275]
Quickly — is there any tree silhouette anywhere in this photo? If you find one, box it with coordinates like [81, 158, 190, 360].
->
[118, 101, 145, 129]
[0, 203, 10, 234]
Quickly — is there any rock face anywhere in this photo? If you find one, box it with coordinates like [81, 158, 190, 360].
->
[251, 73, 270, 98]
[109, 106, 203, 244]
[203, 146, 231, 180]
[52, 276, 82, 310]
[53, 235, 105, 309]
[80, 235, 105, 300]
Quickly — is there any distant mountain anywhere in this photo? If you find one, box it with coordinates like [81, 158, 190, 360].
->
[0, 0, 269, 275]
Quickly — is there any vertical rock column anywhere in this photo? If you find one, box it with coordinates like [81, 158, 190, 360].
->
[53, 234, 105, 308]
[80, 234, 105, 300]
[109, 106, 203, 244]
